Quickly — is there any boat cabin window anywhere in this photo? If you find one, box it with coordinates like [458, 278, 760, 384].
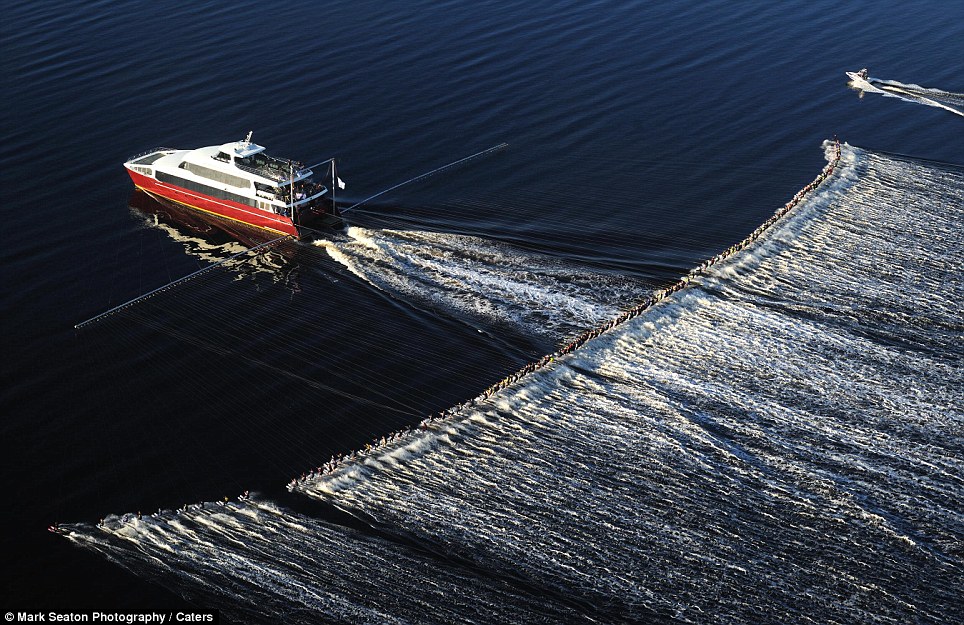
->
[180, 161, 250, 188]
[254, 182, 277, 193]
[213, 151, 232, 163]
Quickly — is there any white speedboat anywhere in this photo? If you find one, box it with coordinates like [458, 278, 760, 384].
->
[846, 69, 875, 91]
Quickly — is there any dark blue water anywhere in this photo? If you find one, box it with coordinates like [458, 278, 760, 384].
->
[3, 0, 962, 622]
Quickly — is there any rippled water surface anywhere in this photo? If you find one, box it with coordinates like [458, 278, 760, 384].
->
[3, 0, 963, 622]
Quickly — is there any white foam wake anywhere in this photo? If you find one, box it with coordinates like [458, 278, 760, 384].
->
[62, 498, 590, 624]
[299, 145, 964, 623]
[316, 227, 649, 343]
[63, 144, 964, 624]
[861, 75, 964, 117]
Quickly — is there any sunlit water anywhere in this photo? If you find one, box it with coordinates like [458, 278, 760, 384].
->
[6, 0, 963, 619]
[61, 145, 964, 623]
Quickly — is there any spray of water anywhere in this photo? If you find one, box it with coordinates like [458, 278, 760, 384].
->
[855, 74, 964, 117]
[61, 144, 964, 623]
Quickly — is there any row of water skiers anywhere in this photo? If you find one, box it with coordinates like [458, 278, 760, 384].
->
[53, 140, 844, 531]
[289, 139, 843, 489]
[75, 491, 255, 530]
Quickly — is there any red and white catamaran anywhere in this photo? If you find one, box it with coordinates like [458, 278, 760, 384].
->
[124, 132, 343, 236]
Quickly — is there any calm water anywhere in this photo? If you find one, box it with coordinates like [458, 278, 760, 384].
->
[3, 0, 962, 622]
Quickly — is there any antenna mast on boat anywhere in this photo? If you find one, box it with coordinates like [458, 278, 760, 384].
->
[331, 158, 337, 216]
[289, 162, 296, 226]
[300, 156, 343, 220]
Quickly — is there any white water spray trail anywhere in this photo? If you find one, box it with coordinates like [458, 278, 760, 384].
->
[60, 144, 963, 624]
[299, 144, 964, 624]
[316, 227, 649, 344]
[62, 498, 591, 624]
[861, 75, 964, 117]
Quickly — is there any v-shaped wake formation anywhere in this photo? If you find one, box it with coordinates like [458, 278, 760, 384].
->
[61, 143, 964, 624]
[316, 226, 650, 344]
[853, 73, 964, 117]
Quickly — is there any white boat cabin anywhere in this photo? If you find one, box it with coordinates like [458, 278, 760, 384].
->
[127, 133, 327, 216]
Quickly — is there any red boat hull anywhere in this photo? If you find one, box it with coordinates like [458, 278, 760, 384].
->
[125, 168, 298, 237]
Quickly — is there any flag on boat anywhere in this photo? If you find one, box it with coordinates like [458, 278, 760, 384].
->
[337, 177, 346, 190]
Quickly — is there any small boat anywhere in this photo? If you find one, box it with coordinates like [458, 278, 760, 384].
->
[124, 132, 342, 237]
[846, 68, 874, 90]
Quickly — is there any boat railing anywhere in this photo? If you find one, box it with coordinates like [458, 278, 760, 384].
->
[126, 147, 177, 163]
[234, 159, 311, 184]
[282, 185, 328, 209]
[234, 161, 284, 182]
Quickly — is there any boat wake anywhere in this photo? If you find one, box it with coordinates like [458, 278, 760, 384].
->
[62, 498, 589, 625]
[296, 145, 964, 623]
[853, 74, 964, 117]
[316, 227, 650, 344]
[61, 144, 964, 623]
